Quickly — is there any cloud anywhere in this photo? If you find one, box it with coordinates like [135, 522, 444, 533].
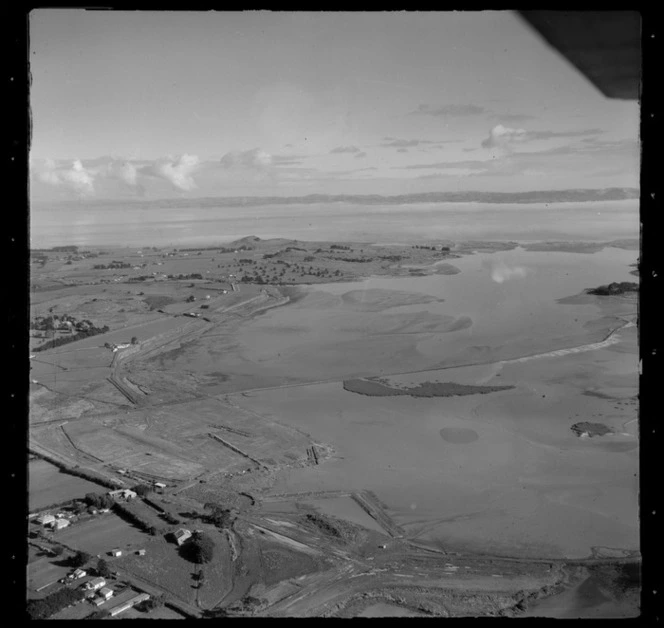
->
[354, 151, 367, 159]
[220, 148, 272, 169]
[37, 159, 96, 196]
[399, 159, 490, 171]
[481, 125, 528, 149]
[330, 145, 361, 154]
[481, 125, 604, 149]
[492, 113, 536, 123]
[413, 104, 486, 117]
[140, 154, 199, 191]
[397, 148, 408, 153]
[489, 262, 528, 284]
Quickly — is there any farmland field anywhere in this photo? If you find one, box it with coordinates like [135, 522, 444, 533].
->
[54, 512, 151, 555]
[29, 459, 105, 510]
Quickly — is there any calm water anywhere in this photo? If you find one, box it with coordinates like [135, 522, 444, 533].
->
[30, 200, 638, 248]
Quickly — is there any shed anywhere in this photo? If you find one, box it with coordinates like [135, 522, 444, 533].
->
[109, 549, 122, 557]
[53, 518, 70, 530]
[136, 549, 146, 556]
[98, 587, 114, 600]
[37, 514, 56, 526]
[174, 528, 192, 546]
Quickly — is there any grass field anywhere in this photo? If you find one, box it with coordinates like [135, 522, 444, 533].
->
[29, 459, 105, 510]
[54, 512, 151, 555]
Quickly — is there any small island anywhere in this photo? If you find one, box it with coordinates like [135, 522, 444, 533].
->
[343, 378, 514, 398]
[587, 282, 638, 296]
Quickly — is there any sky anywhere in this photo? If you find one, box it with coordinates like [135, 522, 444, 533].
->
[29, 10, 640, 201]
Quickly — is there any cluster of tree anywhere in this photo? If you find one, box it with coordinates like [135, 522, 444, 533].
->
[203, 502, 232, 529]
[113, 501, 165, 535]
[27, 587, 87, 619]
[136, 595, 166, 612]
[238, 258, 256, 264]
[162, 513, 181, 525]
[132, 484, 153, 497]
[284, 246, 306, 252]
[70, 550, 93, 568]
[167, 273, 203, 280]
[33, 325, 110, 352]
[587, 281, 639, 296]
[128, 275, 152, 282]
[31, 314, 83, 331]
[262, 252, 278, 259]
[331, 256, 373, 263]
[303, 255, 315, 262]
[85, 609, 111, 620]
[330, 244, 351, 250]
[183, 532, 215, 564]
[379, 255, 405, 262]
[93, 261, 132, 269]
[96, 558, 112, 578]
[84, 492, 115, 510]
[219, 245, 253, 253]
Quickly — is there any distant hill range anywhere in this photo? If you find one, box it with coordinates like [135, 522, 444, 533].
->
[57, 187, 639, 209]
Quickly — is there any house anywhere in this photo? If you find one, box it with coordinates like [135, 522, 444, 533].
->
[109, 549, 122, 557]
[84, 577, 106, 592]
[153, 482, 166, 490]
[109, 593, 150, 617]
[37, 514, 56, 526]
[108, 489, 137, 501]
[53, 518, 70, 530]
[136, 549, 146, 556]
[173, 528, 192, 546]
[68, 569, 87, 580]
[98, 587, 114, 601]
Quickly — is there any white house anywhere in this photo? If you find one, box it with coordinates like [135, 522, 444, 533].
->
[53, 518, 70, 530]
[37, 514, 56, 526]
[174, 528, 192, 546]
[98, 587, 114, 601]
[108, 489, 137, 501]
[84, 577, 106, 592]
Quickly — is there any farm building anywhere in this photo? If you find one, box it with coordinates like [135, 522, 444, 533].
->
[109, 549, 122, 557]
[70, 569, 87, 580]
[84, 577, 106, 592]
[36, 514, 56, 526]
[173, 528, 192, 546]
[53, 518, 70, 530]
[136, 549, 146, 556]
[98, 587, 114, 601]
[108, 489, 137, 501]
[109, 593, 150, 616]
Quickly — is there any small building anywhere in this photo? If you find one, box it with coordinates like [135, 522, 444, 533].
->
[85, 577, 106, 592]
[98, 587, 114, 601]
[109, 593, 150, 617]
[173, 528, 192, 546]
[153, 482, 166, 490]
[109, 549, 122, 557]
[108, 489, 137, 501]
[136, 549, 146, 556]
[53, 518, 70, 530]
[69, 568, 87, 580]
[36, 514, 55, 526]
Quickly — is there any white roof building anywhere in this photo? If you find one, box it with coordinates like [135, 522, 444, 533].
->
[37, 514, 56, 526]
[174, 528, 192, 545]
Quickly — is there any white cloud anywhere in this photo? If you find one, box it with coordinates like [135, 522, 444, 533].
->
[140, 154, 199, 191]
[481, 125, 528, 150]
[37, 159, 96, 196]
[220, 148, 273, 169]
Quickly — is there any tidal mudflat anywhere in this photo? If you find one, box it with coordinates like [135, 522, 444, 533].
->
[227, 247, 638, 560]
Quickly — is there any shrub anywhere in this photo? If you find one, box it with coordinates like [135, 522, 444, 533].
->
[96, 558, 111, 578]
[27, 586, 86, 619]
[132, 484, 152, 497]
[84, 492, 114, 510]
[70, 550, 92, 568]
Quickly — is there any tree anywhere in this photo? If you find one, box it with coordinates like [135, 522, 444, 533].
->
[185, 533, 215, 564]
[70, 550, 92, 568]
[96, 558, 111, 578]
[50, 545, 64, 557]
[131, 336, 138, 345]
[132, 483, 152, 497]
